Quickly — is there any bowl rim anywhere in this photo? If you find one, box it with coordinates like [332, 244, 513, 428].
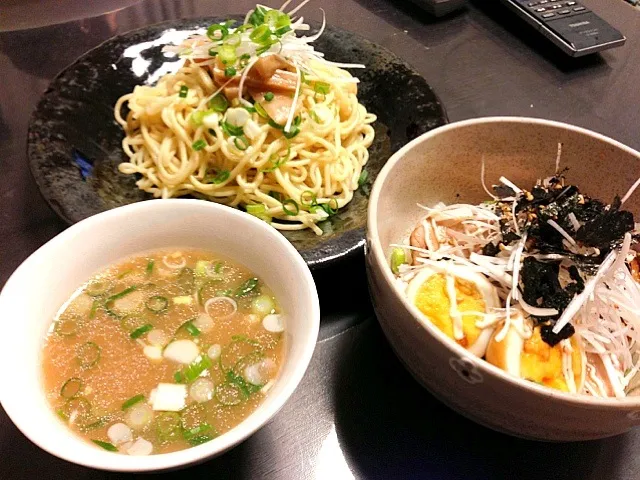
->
[367, 115, 640, 408]
[0, 199, 321, 471]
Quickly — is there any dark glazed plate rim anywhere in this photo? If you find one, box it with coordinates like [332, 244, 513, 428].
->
[27, 16, 448, 270]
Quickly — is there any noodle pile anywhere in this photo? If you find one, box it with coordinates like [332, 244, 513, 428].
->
[114, 3, 376, 235]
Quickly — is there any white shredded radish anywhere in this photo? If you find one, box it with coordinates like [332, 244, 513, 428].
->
[567, 212, 580, 231]
[622, 175, 640, 205]
[163, 340, 200, 364]
[107, 423, 133, 445]
[546, 219, 577, 246]
[262, 313, 285, 332]
[498, 176, 522, 194]
[480, 156, 498, 200]
[126, 438, 153, 456]
[555, 142, 563, 174]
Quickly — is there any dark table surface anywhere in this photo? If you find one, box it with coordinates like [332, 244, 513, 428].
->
[2, 1, 640, 479]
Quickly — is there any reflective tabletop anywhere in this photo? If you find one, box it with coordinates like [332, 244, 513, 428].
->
[2, 1, 640, 478]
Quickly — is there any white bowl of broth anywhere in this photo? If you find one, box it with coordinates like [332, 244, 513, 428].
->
[0, 199, 320, 471]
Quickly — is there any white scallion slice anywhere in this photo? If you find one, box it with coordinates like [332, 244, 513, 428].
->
[189, 378, 215, 403]
[124, 403, 154, 431]
[207, 344, 222, 361]
[126, 437, 153, 456]
[163, 340, 200, 364]
[107, 423, 133, 446]
[262, 314, 285, 333]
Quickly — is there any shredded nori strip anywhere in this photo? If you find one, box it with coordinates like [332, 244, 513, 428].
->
[540, 322, 575, 347]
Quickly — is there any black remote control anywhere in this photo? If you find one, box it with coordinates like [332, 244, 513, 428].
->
[498, 0, 626, 56]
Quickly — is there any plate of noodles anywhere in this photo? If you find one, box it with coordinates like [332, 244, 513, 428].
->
[27, 2, 447, 268]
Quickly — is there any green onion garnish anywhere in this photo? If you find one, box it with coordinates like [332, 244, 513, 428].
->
[250, 24, 271, 43]
[283, 126, 300, 139]
[130, 323, 154, 339]
[310, 110, 321, 123]
[325, 198, 339, 215]
[89, 300, 99, 319]
[246, 203, 266, 215]
[146, 259, 155, 275]
[76, 342, 101, 369]
[174, 355, 212, 384]
[248, 5, 267, 26]
[221, 121, 244, 137]
[54, 315, 80, 336]
[314, 81, 330, 95]
[60, 377, 83, 399]
[225, 33, 241, 46]
[156, 412, 182, 441]
[358, 169, 369, 187]
[254, 102, 269, 119]
[224, 66, 237, 77]
[209, 94, 229, 112]
[207, 23, 229, 41]
[85, 279, 111, 297]
[177, 320, 201, 337]
[390, 247, 407, 274]
[179, 85, 189, 98]
[269, 191, 284, 202]
[215, 381, 244, 405]
[282, 199, 299, 216]
[235, 277, 259, 297]
[208, 48, 218, 56]
[106, 285, 137, 302]
[146, 295, 168, 313]
[234, 136, 250, 151]
[192, 139, 207, 151]
[191, 110, 207, 126]
[121, 394, 145, 410]
[218, 44, 237, 65]
[264, 92, 274, 102]
[92, 440, 118, 452]
[210, 170, 230, 184]
[300, 190, 316, 206]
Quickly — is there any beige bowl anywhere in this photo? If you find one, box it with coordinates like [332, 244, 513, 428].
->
[366, 117, 640, 441]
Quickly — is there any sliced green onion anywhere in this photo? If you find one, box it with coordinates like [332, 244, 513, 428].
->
[264, 92, 274, 102]
[183, 423, 212, 440]
[117, 269, 133, 280]
[314, 81, 331, 95]
[293, 115, 302, 127]
[191, 110, 207, 126]
[156, 412, 182, 441]
[358, 169, 369, 187]
[146, 259, 155, 275]
[323, 198, 339, 215]
[283, 126, 300, 139]
[240, 53, 251, 60]
[192, 139, 207, 151]
[179, 85, 189, 98]
[269, 191, 284, 202]
[246, 204, 266, 215]
[250, 24, 271, 43]
[92, 440, 117, 452]
[121, 394, 145, 410]
[254, 102, 269, 119]
[58, 396, 91, 421]
[275, 25, 291, 36]
[248, 5, 267, 26]
[89, 300, 99, 319]
[225, 33, 241, 46]
[198, 280, 222, 305]
[206, 169, 230, 184]
[207, 23, 229, 41]
[174, 355, 212, 384]
[79, 416, 112, 432]
[300, 190, 316, 207]
[130, 323, 154, 339]
[251, 294, 276, 317]
[275, 11, 291, 29]
[221, 121, 243, 137]
[60, 377, 83, 399]
[107, 286, 137, 302]
[188, 434, 215, 446]
[218, 44, 237, 65]
[310, 110, 321, 123]
[77, 342, 101, 368]
[177, 320, 201, 337]
[121, 315, 146, 332]
[85, 279, 111, 297]
[209, 94, 229, 112]
[235, 277, 259, 297]
[243, 105, 256, 113]
[208, 48, 218, 56]
[390, 247, 407, 274]
[146, 295, 168, 313]
[224, 67, 237, 77]
[234, 136, 249, 151]
[282, 199, 299, 216]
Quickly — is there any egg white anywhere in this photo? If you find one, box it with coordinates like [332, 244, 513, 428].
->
[406, 263, 500, 357]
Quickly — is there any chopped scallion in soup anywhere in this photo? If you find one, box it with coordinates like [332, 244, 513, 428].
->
[42, 249, 284, 455]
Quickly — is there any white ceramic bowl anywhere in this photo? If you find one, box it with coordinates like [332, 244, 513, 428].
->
[0, 199, 320, 471]
[366, 117, 640, 441]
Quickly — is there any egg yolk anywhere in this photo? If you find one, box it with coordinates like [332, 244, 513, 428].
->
[520, 327, 582, 391]
[413, 273, 486, 348]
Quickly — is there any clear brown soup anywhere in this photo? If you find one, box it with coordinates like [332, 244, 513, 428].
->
[42, 249, 285, 455]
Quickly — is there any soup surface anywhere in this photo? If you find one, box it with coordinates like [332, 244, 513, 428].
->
[42, 249, 285, 455]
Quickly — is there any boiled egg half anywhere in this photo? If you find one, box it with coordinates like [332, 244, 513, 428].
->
[406, 263, 500, 357]
[486, 317, 585, 393]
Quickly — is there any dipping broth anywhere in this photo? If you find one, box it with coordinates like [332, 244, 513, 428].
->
[42, 249, 285, 455]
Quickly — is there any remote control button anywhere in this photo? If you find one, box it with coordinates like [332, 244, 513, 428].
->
[535, 7, 546, 11]
[539, 0, 549, 3]
[566, 1, 576, 5]
[542, 12, 555, 18]
[528, 2, 538, 5]
[558, 9, 571, 14]
[573, 6, 586, 11]
[551, 4, 563, 8]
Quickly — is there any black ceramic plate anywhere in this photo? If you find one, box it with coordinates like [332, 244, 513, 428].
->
[27, 17, 447, 269]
